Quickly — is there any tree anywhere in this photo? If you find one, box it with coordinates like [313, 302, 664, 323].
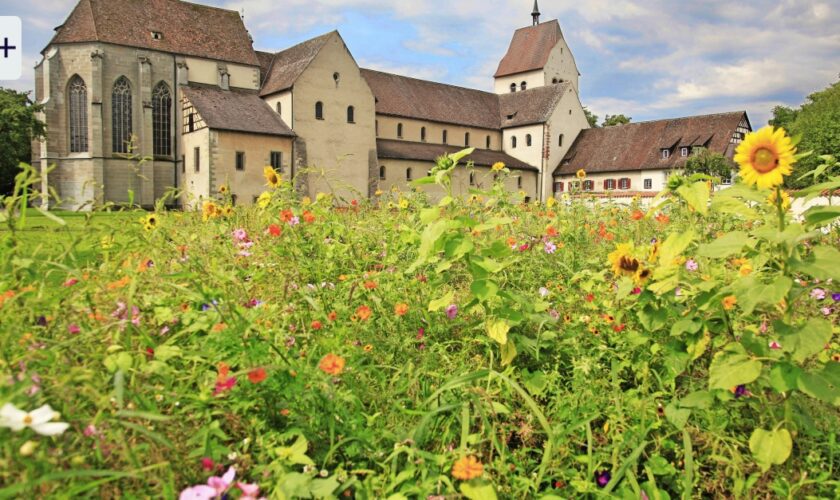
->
[769, 105, 798, 130]
[779, 79, 840, 188]
[684, 148, 734, 181]
[0, 88, 45, 196]
[583, 106, 599, 128]
[602, 114, 631, 127]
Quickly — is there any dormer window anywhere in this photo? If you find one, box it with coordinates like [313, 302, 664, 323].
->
[151, 31, 163, 41]
[661, 149, 670, 159]
[680, 147, 689, 157]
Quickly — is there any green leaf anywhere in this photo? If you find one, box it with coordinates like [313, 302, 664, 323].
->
[419, 207, 441, 224]
[708, 343, 762, 391]
[153, 345, 182, 362]
[803, 206, 840, 226]
[310, 476, 340, 498]
[791, 246, 840, 282]
[658, 229, 696, 267]
[734, 276, 792, 316]
[471, 279, 499, 301]
[769, 363, 801, 393]
[797, 363, 840, 406]
[676, 181, 710, 215]
[749, 428, 792, 472]
[782, 318, 832, 363]
[664, 403, 691, 429]
[444, 234, 474, 259]
[460, 480, 498, 500]
[500, 340, 517, 366]
[710, 196, 758, 218]
[486, 319, 510, 345]
[429, 291, 455, 312]
[696, 231, 754, 258]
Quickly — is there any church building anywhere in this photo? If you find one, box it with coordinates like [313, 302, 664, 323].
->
[32, 0, 749, 209]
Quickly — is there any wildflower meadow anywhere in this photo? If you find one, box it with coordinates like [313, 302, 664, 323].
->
[1, 128, 839, 498]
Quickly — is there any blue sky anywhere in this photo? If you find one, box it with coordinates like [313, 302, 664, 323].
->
[3, 0, 839, 126]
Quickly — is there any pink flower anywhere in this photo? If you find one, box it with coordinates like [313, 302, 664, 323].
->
[84, 424, 98, 437]
[518, 243, 529, 252]
[213, 378, 237, 396]
[237, 482, 263, 500]
[201, 457, 215, 471]
[416, 328, 425, 340]
[685, 259, 698, 272]
[68, 324, 81, 335]
[289, 216, 300, 226]
[445, 304, 458, 319]
[544, 241, 557, 254]
[179, 467, 236, 500]
[63, 278, 79, 287]
[232, 228, 248, 242]
[207, 467, 236, 495]
[769, 340, 782, 350]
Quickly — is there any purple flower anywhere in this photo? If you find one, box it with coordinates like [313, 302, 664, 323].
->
[539, 287, 549, 297]
[685, 259, 698, 272]
[821, 307, 833, 316]
[232, 228, 248, 242]
[733, 385, 747, 398]
[544, 241, 557, 254]
[289, 216, 300, 227]
[832, 292, 840, 302]
[811, 288, 826, 300]
[445, 304, 458, 319]
[595, 470, 611, 488]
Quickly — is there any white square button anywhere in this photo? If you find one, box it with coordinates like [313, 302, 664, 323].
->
[0, 16, 22, 81]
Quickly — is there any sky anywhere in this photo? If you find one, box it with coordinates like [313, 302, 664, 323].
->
[3, 0, 839, 126]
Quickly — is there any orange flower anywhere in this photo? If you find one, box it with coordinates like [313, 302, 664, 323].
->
[280, 209, 294, 222]
[722, 295, 737, 311]
[363, 281, 378, 290]
[217, 362, 231, 383]
[248, 367, 267, 384]
[363, 344, 373, 352]
[631, 210, 644, 221]
[302, 210, 316, 224]
[546, 225, 558, 237]
[280, 408, 291, 416]
[212, 323, 227, 332]
[506, 236, 517, 247]
[394, 303, 409, 316]
[451, 456, 484, 481]
[107, 276, 131, 290]
[311, 320, 323, 330]
[319, 353, 346, 376]
[137, 259, 154, 272]
[655, 213, 670, 224]
[327, 311, 338, 321]
[355, 305, 372, 321]
[0, 290, 16, 308]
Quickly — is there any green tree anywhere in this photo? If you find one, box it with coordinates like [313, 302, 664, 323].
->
[583, 106, 599, 128]
[602, 114, 631, 127]
[781, 79, 840, 188]
[768, 105, 798, 130]
[684, 148, 733, 182]
[0, 88, 45, 196]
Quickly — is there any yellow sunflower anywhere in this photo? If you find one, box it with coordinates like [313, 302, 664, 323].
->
[142, 213, 159, 231]
[576, 169, 587, 179]
[263, 166, 282, 188]
[202, 201, 220, 221]
[608, 243, 640, 277]
[257, 191, 272, 208]
[734, 126, 796, 189]
[491, 162, 506, 172]
[767, 189, 791, 211]
[218, 184, 229, 194]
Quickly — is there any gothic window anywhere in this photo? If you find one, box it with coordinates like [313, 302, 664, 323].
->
[112, 76, 132, 153]
[526, 134, 532, 147]
[465, 132, 470, 147]
[68, 75, 88, 153]
[347, 106, 355, 123]
[152, 82, 172, 157]
[315, 101, 324, 120]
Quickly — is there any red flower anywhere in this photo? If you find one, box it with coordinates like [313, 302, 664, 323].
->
[612, 323, 626, 333]
[302, 210, 316, 224]
[248, 367, 267, 384]
[350, 199, 359, 207]
[280, 209, 294, 222]
[631, 210, 644, 221]
[327, 311, 337, 321]
[267, 224, 282, 237]
[311, 320, 323, 330]
[201, 457, 215, 471]
[145, 347, 155, 360]
[585, 293, 595, 302]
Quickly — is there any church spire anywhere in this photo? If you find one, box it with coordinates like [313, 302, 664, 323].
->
[531, 0, 540, 25]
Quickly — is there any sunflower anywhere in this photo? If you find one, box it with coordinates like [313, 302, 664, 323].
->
[734, 126, 796, 189]
[767, 189, 791, 211]
[576, 169, 587, 179]
[202, 201, 220, 221]
[218, 184, 229, 194]
[491, 162, 506, 172]
[222, 205, 234, 217]
[263, 166, 282, 188]
[257, 191, 272, 208]
[608, 243, 640, 277]
[143, 213, 159, 231]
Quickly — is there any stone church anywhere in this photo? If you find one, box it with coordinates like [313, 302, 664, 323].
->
[33, 0, 750, 209]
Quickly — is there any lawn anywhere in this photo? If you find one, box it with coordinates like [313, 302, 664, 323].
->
[1, 151, 839, 499]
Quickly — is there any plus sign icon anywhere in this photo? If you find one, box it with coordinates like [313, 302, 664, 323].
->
[0, 16, 22, 80]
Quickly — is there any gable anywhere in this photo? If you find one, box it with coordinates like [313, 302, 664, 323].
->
[495, 20, 562, 78]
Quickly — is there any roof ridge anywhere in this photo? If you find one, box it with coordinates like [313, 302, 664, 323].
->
[602, 110, 746, 127]
[360, 68, 497, 97]
[172, 0, 242, 16]
[270, 30, 335, 56]
[86, 0, 98, 40]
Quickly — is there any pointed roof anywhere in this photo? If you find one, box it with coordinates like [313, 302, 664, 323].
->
[499, 82, 572, 128]
[361, 69, 501, 130]
[182, 85, 295, 137]
[553, 111, 749, 176]
[494, 19, 562, 78]
[47, 0, 259, 66]
[259, 32, 335, 96]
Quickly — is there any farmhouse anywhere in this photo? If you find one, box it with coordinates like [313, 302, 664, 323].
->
[32, 0, 750, 209]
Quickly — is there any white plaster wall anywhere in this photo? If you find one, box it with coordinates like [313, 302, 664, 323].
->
[494, 69, 544, 94]
[262, 91, 294, 127]
[542, 38, 579, 92]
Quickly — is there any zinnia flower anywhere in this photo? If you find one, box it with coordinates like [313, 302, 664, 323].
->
[734, 126, 796, 189]
[0, 403, 69, 436]
[445, 304, 458, 319]
[394, 303, 409, 316]
[318, 353, 346, 376]
[248, 368, 267, 384]
[451, 455, 483, 480]
[355, 305, 372, 321]
[722, 295, 737, 311]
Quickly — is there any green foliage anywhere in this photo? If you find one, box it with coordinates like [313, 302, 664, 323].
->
[684, 147, 734, 182]
[0, 88, 45, 196]
[583, 106, 599, 128]
[602, 114, 631, 127]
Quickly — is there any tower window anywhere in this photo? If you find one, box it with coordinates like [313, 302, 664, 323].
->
[465, 132, 470, 147]
[486, 136, 491, 149]
[276, 102, 281, 115]
[406, 168, 412, 181]
[315, 101, 324, 120]
[271, 151, 283, 172]
[194, 147, 200, 173]
[421, 127, 426, 142]
[559, 134, 564, 147]
[442, 130, 448, 144]
[510, 83, 516, 93]
[347, 105, 355, 123]
[520, 81, 527, 91]
[469, 172, 475, 186]
[379, 166, 386, 180]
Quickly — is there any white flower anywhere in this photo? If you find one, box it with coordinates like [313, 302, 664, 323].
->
[0, 403, 70, 436]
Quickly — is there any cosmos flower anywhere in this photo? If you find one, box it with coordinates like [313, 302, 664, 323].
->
[0, 403, 69, 436]
[544, 241, 557, 254]
[445, 304, 458, 319]
[811, 288, 826, 300]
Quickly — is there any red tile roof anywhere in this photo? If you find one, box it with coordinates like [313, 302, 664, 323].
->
[182, 85, 294, 137]
[362, 69, 501, 130]
[495, 20, 562, 78]
[259, 32, 334, 97]
[48, 0, 259, 66]
[553, 111, 749, 176]
[376, 139, 537, 172]
[499, 82, 571, 128]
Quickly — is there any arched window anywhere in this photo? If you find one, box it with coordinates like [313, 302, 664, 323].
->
[421, 127, 426, 142]
[509, 83, 516, 93]
[346, 106, 355, 123]
[379, 166, 386, 180]
[406, 168, 412, 181]
[442, 130, 448, 144]
[152, 82, 172, 156]
[315, 101, 324, 120]
[511, 136, 517, 148]
[552, 78, 558, 84]
[469, 172, 475, 186]
[526, 134, 532, 147]
[397, 123, 403, 138]
[520, 81, 527, 91]
[559, 134, 564, 147]
[112, 76, 132, 153]
[464, 132, 470, 147]
[276, 102, 282, 115]
[517, 176, 522, 188]
[68, 75, 88, 153]
[486, 136, 491, 149]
